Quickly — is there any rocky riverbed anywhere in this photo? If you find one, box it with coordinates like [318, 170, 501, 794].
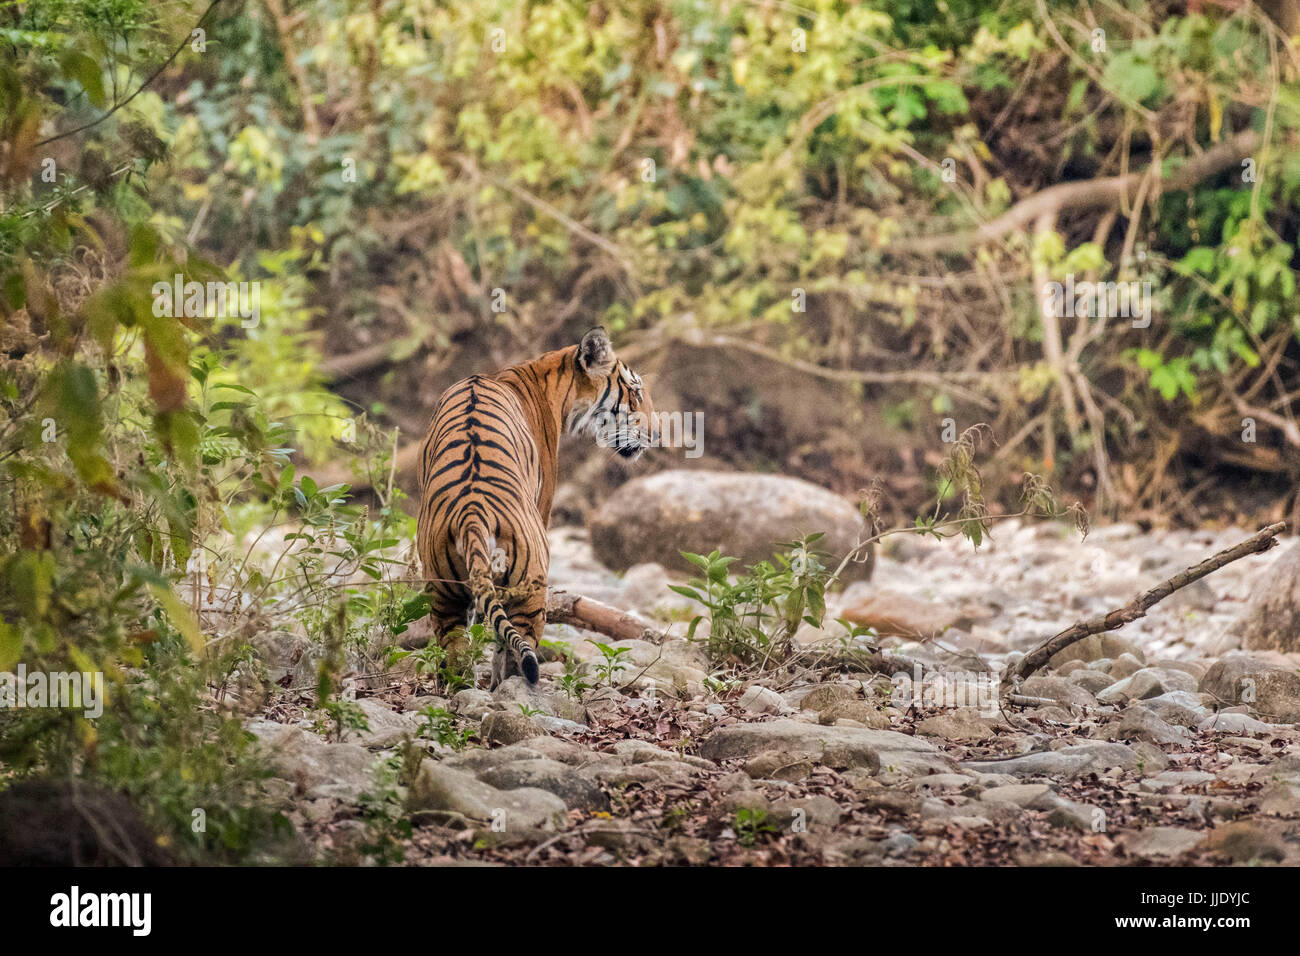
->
[245, 518, 1300, 866]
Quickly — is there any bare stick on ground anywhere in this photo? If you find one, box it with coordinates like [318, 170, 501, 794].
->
[1003, 521, 1287, 695]
[543, 588, 663, 643]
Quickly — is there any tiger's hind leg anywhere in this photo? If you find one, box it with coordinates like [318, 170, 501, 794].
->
[429, 609, 477, 678]
[490, 644, 511, 688]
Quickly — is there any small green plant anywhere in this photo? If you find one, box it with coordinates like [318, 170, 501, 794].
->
[213, 640, 266, 705]
[543, 640, 592, 700]
[588, 641, 633, 685]
[734, 807, 776, 848]
[388, 641, 446, 680]
[416, 706, 474, 751]
[660, 805, 690, 831]
[439, 622, 492, 691]
[834, 618, 878, 651]
[671, 534, 830, 668]
[354, 753, 413, 865]
[703, 673, 741, 695]
[557, 668, 592, 700]
[315, 697, 370, 742]
[387, 622, 491, 693]
[312, 605, 370, 741]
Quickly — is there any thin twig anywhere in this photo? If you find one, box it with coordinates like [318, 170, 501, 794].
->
[1004, 522, 1287, 693]
[454, 155, 641, 295]
[35, 0, 226, 147]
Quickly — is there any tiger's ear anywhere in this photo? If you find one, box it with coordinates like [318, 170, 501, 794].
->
[577, 327, 615, 378]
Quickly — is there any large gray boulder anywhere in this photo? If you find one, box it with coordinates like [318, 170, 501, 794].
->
[1234, 541, 1300, 653]
[246, 720, 377, 801]
[478, 758, 608, 812]
[1199, 652, 1300, 722]
[587, 470, 872, 579]
[962, 742, 1155, 778]
[407, 762, 568, 831]
[698, 718, 952, 777]
[343, 698, 422, 749]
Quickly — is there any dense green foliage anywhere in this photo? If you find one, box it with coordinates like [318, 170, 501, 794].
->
[0, 0, 429, 859]
[171, 0, 1299, 517]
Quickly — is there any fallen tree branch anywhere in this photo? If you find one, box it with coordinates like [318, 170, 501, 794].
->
[544, 587, 663, 643]
[320, 340, 411, 380]
[893, 128, 1259, 255]
[398, 586, 663, 650]
[1006, 694, 1060, 708]
[1003, 521, 1287, 694]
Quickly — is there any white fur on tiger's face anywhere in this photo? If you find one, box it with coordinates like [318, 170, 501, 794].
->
[565, 331, 657, 460]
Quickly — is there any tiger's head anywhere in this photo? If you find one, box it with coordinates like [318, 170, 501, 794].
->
[567, 327, 656, 460]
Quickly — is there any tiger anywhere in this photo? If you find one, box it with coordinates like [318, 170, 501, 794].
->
[416, 327, 655, 688]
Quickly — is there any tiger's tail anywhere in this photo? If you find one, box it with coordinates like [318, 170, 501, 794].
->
[457, 516, 539, 684]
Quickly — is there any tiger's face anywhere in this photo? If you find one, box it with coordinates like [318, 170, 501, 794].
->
[568, 327, 656, 460]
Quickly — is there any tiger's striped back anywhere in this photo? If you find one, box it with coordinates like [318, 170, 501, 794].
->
[416, 328, 654, 687]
